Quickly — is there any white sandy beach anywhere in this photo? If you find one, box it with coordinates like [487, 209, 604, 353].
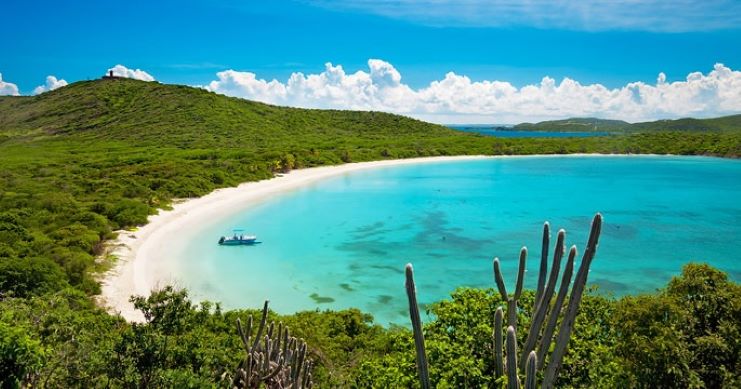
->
[98, 153, 659, 321]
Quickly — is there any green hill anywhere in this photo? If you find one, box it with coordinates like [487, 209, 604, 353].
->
[513, 114, 741, 133]
[514, 117, 631, 132]
[0, 77, 467, 146]
[630, 114, 741, 132]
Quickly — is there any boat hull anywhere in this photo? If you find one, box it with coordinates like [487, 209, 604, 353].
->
[218, 240, 257, 246]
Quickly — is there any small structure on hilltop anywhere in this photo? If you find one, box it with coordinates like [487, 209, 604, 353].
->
[102, 70, 119, 79]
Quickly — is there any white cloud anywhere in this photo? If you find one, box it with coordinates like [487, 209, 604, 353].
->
[33, 75, 68, 95]
[0, 73, 20, 96]
[205, 60, 741, 124]
[108, 64, 155, 81]
[306, 0, 741, 32]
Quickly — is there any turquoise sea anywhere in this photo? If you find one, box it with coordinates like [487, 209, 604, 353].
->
[167, 156, 741, 325]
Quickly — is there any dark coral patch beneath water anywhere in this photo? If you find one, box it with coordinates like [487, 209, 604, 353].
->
[309, 293, 335, 304]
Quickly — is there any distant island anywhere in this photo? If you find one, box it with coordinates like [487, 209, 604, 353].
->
[451, 114, 741, 134]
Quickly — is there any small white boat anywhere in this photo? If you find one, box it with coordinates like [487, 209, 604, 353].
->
[218, 229, 257, 245]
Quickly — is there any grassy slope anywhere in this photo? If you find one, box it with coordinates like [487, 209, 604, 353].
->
[0, 78, 476, 152]
[513, 114, 741, 132]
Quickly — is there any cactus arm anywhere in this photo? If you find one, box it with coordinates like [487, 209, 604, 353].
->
[525, 351, 537, 389]
[292, 343, 307, 389]
[250, 300, 269, 353]
[264, 335, 271, 361]
[263, 338, 271, 371]
[543, 213, 602, 388]
[537, 245, 576, 369]
[541, 229, 566, 313]
[534, 221, 550, 305]
[405, 264, 431, 389]
[514, 247, 527, 300]
[505, 248, 527, 330]
[273, 322, 283, 360]
[236, 317, 251, 353]
[493, 258, 509, 301]
[290, 345, 299, 381]
[495, 257, 517, 327]
[494, 307, 505, 379]
[302, 361, 312, 389]
[282, 328, 290, 362]
[506, 326, 520, 389]
[245, 353, 253, 387]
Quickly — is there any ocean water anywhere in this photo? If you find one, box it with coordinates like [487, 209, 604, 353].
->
[166, 156, 741, 325]
[448, 126, 609, 138]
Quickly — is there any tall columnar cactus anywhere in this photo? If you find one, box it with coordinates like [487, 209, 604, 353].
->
[519, 229, 566, 372]
[405, 213, 603, 388]
[232, 301, 313, 389]
[536, 246, 575, 371]
[542, 214, 602, 387]
[405, 264, 431, 389]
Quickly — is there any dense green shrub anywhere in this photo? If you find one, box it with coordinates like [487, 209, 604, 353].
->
[611, 264, 741, 388]
[0, 321, 44, 388]
[109, 199, 151, 228]
[0, 264, 738, 387]
[0, 257, 68, 297]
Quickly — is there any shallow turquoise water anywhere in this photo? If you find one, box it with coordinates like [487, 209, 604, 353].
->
[170, 156, 741, 325]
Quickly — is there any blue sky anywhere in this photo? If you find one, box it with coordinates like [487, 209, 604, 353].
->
[2, 0, 741, 123]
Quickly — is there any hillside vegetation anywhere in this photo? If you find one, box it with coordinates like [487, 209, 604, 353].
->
[513, 118, 631, 132]
[1, 79, 740, 387]
[514, 114, 741, 133]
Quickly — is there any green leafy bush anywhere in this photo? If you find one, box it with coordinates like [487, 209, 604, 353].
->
[0, 322, 45, 388]
[611, 263, 741, 388]
[0, 257, 68, 297]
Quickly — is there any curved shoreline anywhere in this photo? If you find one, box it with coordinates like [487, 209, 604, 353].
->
[97, 153, 691, 322]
